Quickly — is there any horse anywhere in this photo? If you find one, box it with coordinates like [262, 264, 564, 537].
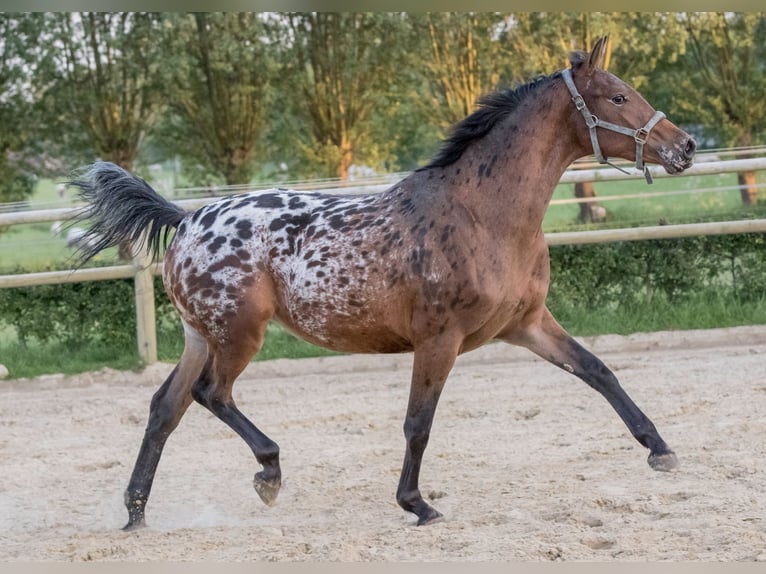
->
[69, 37, 696, 529]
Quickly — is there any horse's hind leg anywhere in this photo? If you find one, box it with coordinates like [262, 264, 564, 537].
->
[123, 323, 208, 530]
[191, 324, 281, 507]
[504, 306, 678, 471]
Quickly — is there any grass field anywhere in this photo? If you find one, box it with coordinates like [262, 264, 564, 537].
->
[545, 170, 766, 230]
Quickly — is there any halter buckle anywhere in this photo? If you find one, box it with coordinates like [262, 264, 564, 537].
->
[634, 127, 649, 145]
[572, 94, 586, 111]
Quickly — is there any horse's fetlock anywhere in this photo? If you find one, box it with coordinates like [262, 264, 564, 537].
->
[257, 443, 280, 466]
[124, 488, 146, 507]
[396, 488, 420, 511]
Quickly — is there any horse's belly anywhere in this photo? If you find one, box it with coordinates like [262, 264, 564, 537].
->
[275, 280, 413, 353]
[276, 311, 413, 354]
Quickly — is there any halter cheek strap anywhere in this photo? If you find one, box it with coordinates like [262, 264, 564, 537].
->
[561, 68, 665, 184]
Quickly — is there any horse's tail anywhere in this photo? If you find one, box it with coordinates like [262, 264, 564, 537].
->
[67, 161, 188, 264]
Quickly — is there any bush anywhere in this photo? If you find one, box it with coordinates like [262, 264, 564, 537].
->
[547, 233, 766, 312]
[0, 271, 176, 347]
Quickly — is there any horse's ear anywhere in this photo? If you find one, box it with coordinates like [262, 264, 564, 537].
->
[586, 36, 609, 74]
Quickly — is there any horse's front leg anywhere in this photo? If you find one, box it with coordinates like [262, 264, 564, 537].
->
[396, 337, 460, 526]
[504, 306, 678, 471]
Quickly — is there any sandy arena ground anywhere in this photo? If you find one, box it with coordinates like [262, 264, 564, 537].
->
[1, 325, 766, 562]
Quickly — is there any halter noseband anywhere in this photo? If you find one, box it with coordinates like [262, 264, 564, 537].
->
[561, 68, 665, 184]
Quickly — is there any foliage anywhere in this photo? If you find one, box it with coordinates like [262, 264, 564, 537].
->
[653, 13, 766, 148]
[276, 13, 410, 180]
[0, 275, 138, 346]
[152, 13, 277, 186]
[0, 11, 763, 186]
[30, 12, 169, 171]
[0, 263, 182, 347]
[403, 12, 692, 166]
[503, 13, 688, 89]
[548, 233, 766, 314]
[0, 15, 39, 203]
[0, 162, 36, 205]
[408, 13, 515, 131]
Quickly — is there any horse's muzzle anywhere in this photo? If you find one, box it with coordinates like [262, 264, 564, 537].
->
[660, 135, 697, 174]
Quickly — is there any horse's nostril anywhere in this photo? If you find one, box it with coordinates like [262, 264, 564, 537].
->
[684, 137, 697, 158]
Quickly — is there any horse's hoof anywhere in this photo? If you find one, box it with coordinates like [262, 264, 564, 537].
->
[253, 472, 281, 507]
[416, 508, 444, 526]
[648, 451, 679, 472]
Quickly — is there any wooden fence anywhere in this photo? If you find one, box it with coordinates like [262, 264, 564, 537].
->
[2, 156, 766, 364]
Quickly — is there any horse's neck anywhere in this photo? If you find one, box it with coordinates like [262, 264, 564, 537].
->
[449, 91, 581, 237]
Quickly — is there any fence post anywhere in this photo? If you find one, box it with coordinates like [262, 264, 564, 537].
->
[132, 242, 157, 364]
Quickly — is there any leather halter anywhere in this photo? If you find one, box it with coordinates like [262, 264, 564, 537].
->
[561, 68, 665, 184]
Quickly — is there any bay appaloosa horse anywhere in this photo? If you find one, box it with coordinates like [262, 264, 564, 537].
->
[69, 38, 696, 528]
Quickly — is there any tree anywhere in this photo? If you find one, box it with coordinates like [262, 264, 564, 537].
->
[674, 13, 766, 204]
[0, 14, 38, 204]
[153, 13, 275, 186]
[33, 12, 168, 171]
[408, 13, 514, 131]
[280, 13, 408, 180]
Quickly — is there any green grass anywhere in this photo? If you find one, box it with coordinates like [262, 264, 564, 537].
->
[553, 292, 766, 337]
[0, 177, 121, 272]
[0, 222, 81, 271]
[544, 170, 766, 232]
[154, 321, 338, 364]
[0, 339, 144, 379]
[2, 292, 764, 379]
[0, 321, 338, 379]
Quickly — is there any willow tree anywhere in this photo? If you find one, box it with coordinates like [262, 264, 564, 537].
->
[158, 13, 275, 186]
[35, 12, 167, 171]
[503, 13, 688, 88]
[406, 13, 514, 132]
[677, 12, 766, 204]
[0, 14, 38, 204]
[282, 13, 407, 180]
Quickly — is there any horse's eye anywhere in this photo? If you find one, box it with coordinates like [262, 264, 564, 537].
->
[611, 94, 627, 105]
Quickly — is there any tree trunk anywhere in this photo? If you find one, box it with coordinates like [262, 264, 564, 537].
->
[735, 133, 757, 205]
[337, 143, 353, 181]
[738, 171, 758, 205]
[103, 150, 135, 173]
[575, 181, 606, 223]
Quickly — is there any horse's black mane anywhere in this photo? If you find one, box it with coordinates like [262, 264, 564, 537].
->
[421, 70, 563, 169]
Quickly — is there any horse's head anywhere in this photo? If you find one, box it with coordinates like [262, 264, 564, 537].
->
[565, 37, 696, 181]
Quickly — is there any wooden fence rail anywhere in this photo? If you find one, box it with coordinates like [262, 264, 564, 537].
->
[2, 156, 765, 364]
